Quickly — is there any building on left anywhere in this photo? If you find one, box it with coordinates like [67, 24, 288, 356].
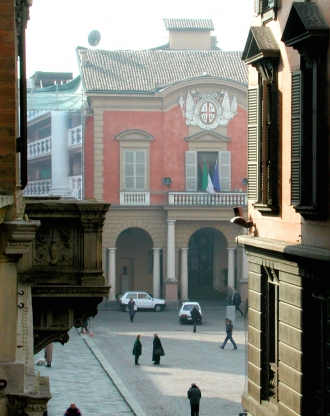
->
[0, 2, 110, 416]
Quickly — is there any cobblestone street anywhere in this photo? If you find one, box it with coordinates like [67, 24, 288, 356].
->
[35, 302, 248, 416]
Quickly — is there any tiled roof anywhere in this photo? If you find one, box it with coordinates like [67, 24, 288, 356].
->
[78, 48, 248, 92]
[163, 19, 214, 31]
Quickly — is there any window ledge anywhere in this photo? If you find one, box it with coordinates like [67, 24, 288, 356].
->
[253, 203, 279, 215]
[294, 205, 328, 221]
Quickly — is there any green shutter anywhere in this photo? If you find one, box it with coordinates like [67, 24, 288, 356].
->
[248, 86, 260, 201]
[124, 150, 146, 190]
[291, 72, 301, 205]
[219, 151, 231, 191]
[186, 151, 197, 191]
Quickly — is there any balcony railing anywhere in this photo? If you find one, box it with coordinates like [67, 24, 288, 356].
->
[27, 110, 48, 121]
[28, 137, 51, 159]
[68, 125, 82, 147]
[168, 192, 247, 206]
[24, 175, 82, 199]
[69, 175, 82, 199]
[120, 192, 150, 205]
[24, 180, 52, 196]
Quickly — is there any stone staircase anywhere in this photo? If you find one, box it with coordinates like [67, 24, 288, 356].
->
[187, 286, 225, 302]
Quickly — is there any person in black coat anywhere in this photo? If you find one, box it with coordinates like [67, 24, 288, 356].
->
[232, 289, 244, 316]
[63, 403, 82, 416]
[187, 382, 202, 416]
[127, 298, 136, 322]
[133, 334, 142, 365]
[152, 333, 164, 365]
[190, 306, 201, 333]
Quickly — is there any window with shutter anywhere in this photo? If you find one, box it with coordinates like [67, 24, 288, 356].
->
[247, 86, 259, 202]
[254, 0, 277, 21]
[185, 151, 197, 191]
[243, 27, 280, 214]
[291, 72, 301, 206]
[219, 151, 231, 192]
[283, 3, 328, 220]
[124, 150, 146, 191]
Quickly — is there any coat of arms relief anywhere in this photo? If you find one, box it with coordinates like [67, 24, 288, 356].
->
[179, 89, 238, 130]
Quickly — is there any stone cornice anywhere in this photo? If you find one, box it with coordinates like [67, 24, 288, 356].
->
[32, 285, 110, 297]
[237, 235, 330, 262]
[3, 220, 40, 258]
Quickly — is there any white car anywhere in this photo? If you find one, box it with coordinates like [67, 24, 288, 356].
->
[118, 291, 166, 312]
[178, 302, 202, 324]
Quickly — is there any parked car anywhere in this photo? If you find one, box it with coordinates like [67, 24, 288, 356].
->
[118, 291, 166, 312]
[178, 302, 202, 324]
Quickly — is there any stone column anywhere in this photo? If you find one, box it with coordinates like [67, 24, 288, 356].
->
[166, 220, 176, 282]
[108, 248, 116, 301]
[102, 248, 108, 300]
[180, 248, 189, 301]
[50, 111, 71, 196]
[227, 247, 236, 290]
[165, 220, 178, 304]
[153, 248, 161, 298]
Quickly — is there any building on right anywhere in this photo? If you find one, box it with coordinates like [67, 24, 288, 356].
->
[240, 1, 330, 415]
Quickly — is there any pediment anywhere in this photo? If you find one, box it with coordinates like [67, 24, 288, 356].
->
[282, 2, 329, 48]
[115, 129, 154, 141]
[242, 26, 280, 66]
[184, 130, 230, 142]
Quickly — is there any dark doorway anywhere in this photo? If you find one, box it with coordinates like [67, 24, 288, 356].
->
[188, 229, 214, 288]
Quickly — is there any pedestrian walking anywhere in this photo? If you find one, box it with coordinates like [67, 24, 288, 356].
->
[132, 334, 142, 365]
[226, 285, 233, 305]
[187, 382, 202, 416]
[190, 305, 201, 333]
[127, 297, 136, 322]
[63, 402, 82, 415]
[44, 342, 53, 367]
[220, 318, 237, 350]
[152, 332, 164, 365]
[233, 289, 244, 316]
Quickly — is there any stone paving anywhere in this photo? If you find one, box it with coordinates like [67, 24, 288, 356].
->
[34, 328, 135, 416]
[35, 300, 248, 416]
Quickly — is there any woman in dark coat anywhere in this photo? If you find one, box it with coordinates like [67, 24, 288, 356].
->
[127, 298, 136, 322]
[133, 334, 142, 365]
[152, 332, 164, 365]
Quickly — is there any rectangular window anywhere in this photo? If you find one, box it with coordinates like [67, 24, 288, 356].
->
[260, 266, 279, 402]
[248, 80, 279, 212]
[255, 0, 277, 18]
[291, 60, 327, 219]
[124, 150, 146, 191]
[185, 151, 231, 192]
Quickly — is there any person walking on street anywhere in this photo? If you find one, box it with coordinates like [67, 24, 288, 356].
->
[133, 334, 142, 365]
[63, 402, 82, 415]
[187, 382, 202, 416]
[127, 297, 136, 322]
[233, 289, 244, 316]
[152, 332, 164, 365]
[220, 318, 237, 350]
[44, 342, 53, 367]
[226, 286, 233, 305]
[190, 305, 201, 333]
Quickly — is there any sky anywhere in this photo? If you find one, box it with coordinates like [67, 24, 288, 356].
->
[26, 0, 253, 79]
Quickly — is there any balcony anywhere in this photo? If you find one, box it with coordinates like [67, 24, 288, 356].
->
[68, 125, 82, 147]
[24, 180, 52, 196]
[24, 176, 82, 199]
[27, 110, 48, 121]
[120, 192, 150, 205]
[168, 192, 247, 206]
[28, 137, 51, 159]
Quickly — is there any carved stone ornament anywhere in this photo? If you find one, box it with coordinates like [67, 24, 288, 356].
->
[179, 89, 238, 129]
[34, 225, 73, 266]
